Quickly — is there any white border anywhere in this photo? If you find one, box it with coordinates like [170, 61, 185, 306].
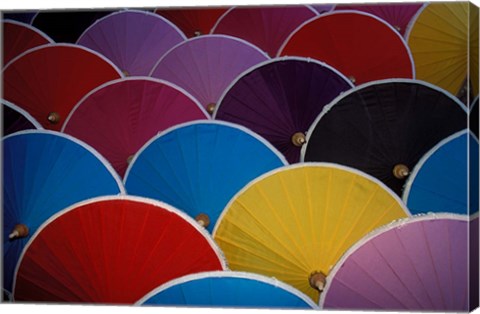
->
[403, 2, 430, 43]
[212, 55, 355, 119]
[76, 9, 187, 45]
[2, 19, 55, 44]
[276, 10, 416, 79]
[12, 194, 229, 296]
[318, 212, 471, 308]
[212, 162, 412, 236]
[134, 270, 318, 309]
[402, 129, 470, 206]
[301, 78, 469, 161]
[2, 99, 44, 131]
[61, 76, 210, 131]
[3, 129, 126, 194]
[2, 42, 124, 77]
[123, 119, 288, 185]
[149, 34, 270, 77]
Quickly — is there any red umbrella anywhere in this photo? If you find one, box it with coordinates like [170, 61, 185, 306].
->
[155, 6, 229, 37]
[2, 44, 123, 131]
[2, 20, 53, 66]
[13, 196, 227, 304]
[278, 11, 414, 85]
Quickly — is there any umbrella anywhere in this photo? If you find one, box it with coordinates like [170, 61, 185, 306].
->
[136, 271, 318, 309]
[470, 214, 479, 308]
[124, 120, 287, 233]
[320, 214, 472, 311]
[3, 20, 54, 66]
[150, 35, 269, 114]
[77, 10, 187, 76]
[405, 2, 472, 96]
[2, 11, 37, 24]
[211, 5, 317, 57]
[403, 130, 478, 215]
[154, 6, 229, 37]
[13, 196, 227, 303]
[31, 9, 116, 43]
[214, 57, 353, 163]
[334, 3, 423, 36]
[2, 100, 43, 136]
[62, 77, 209, 177]
[2, 43, 123, 131]
[310, 4, 335, 15]
[303, 79, 467, 196]
[472, 96, 479, 139]
[213, 163, 410, 302]
[278, 11, 414, 85]
[3, 130, 125, 294]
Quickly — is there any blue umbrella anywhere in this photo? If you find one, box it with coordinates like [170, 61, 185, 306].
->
[124, 121, 287, 232]
[403, 130, 478, 215]
[3, 130, 125, 293]
[135, 271, 318, 309]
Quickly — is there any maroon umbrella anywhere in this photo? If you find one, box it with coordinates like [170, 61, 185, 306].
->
[214, 57, 353, 163]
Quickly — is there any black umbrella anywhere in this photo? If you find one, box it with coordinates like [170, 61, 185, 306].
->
[302, 79, 467, 195]
[471, 96, 479, 139]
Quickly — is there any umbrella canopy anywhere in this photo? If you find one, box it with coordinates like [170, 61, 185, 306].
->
[213, 163, 410, 303]
[13, 196, 227, 303]
[77, 10, 187, 76]
[211, 5, 317, 57]
[154, 6, 229, 37]
[334, 3, 423, 36]
[403, 130, 478, 215]
[3, 20, 54, 66]
[320, 214, 471, 311]
[124, 121, 287, 233]
[2, 44, 123, 131]
[3, 130, 125, 294]
[303, 79, 467, 196]
[310, 4, 335, 15]
[472, 96, 479, 139]
[62, 77, 209, 177]
[214, 57, 353, 163]
[31, 9, 116, 43]
[136, 271, 317, 309]
[3, 11, 37, 24]
[470, 215, 479, 308]
[278, 11, 414, 85]
[405, 2, 472, 96]
[2, 100, 43, 136]
[150, 35, 269, 114]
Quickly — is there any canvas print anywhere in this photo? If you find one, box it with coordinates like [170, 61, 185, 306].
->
[1, 1, 479, 312]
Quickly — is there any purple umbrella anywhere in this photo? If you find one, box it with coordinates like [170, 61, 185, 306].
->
[310, 4, 336, 14]
[2, 100, 42, 136]
[211, 5, 317, 57]
[335, 3, 423, 36]
[77, 10, 186, 76]
[214, 57, 353, 163]
[150, 35, 269, 114]
[320, 214, 472, 311]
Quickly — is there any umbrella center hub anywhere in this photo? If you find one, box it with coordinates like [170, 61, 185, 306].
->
[291, 132, 306, 147]
[195, 213, 210, 228]
[393, 164, 410, 179]
[126, 155, 134, 164]
[9, 224, 29, 240]
[309, 271, 327, 292]
[47, 112, 60, 124]
[206, 103, 216, 115]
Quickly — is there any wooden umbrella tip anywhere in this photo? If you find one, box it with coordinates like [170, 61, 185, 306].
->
[122, 70, 130, 76]
[309, 271, 327, 292]
[47, 112, 60, 124]
[9, 224, 29, 240]
[126, 155, 134, 164]
[348, 75, 356, 84]
[393, 164, 410, 179]
[291, 132, 306, 147]
[195, 213, 210, 228]
[194, 30, 202, 37]
[206, 103, 216, 115]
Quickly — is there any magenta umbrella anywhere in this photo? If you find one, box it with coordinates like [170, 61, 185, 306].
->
[211, 5, 317, 57]
[150, 35, 269, 114]
[77, 10, 186, 76]
[335, 3, 423, 36]
[310, 4, 336, 14]
[320, 214, 471, 311]
[62, 77, 209, 177]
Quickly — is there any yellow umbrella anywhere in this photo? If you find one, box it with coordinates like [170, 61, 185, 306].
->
[406, 2, 469, 96]
[213, 163, 410, 303]
[470, 2, 479, 97]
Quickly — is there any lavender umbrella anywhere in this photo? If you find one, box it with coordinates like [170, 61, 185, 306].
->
[77, 10, 186, 76]
[310, 4, 336, 14]
[320, 214, 471, 311]
[214, 57, 353, 163]
[150, 35, 269, 114]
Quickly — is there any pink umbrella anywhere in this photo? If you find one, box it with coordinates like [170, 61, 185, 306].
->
[211, 5, 317, 57]
[150, 35, 269, 114]
[335, 3, 423, 36]
[320, 214, 472, 311]
[77, 10, 186, 76]
[62, 77, 209, 177]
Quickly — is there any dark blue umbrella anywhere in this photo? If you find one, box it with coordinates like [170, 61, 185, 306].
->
[3, 130, 125, 294]
[136, 271, 318, 309]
